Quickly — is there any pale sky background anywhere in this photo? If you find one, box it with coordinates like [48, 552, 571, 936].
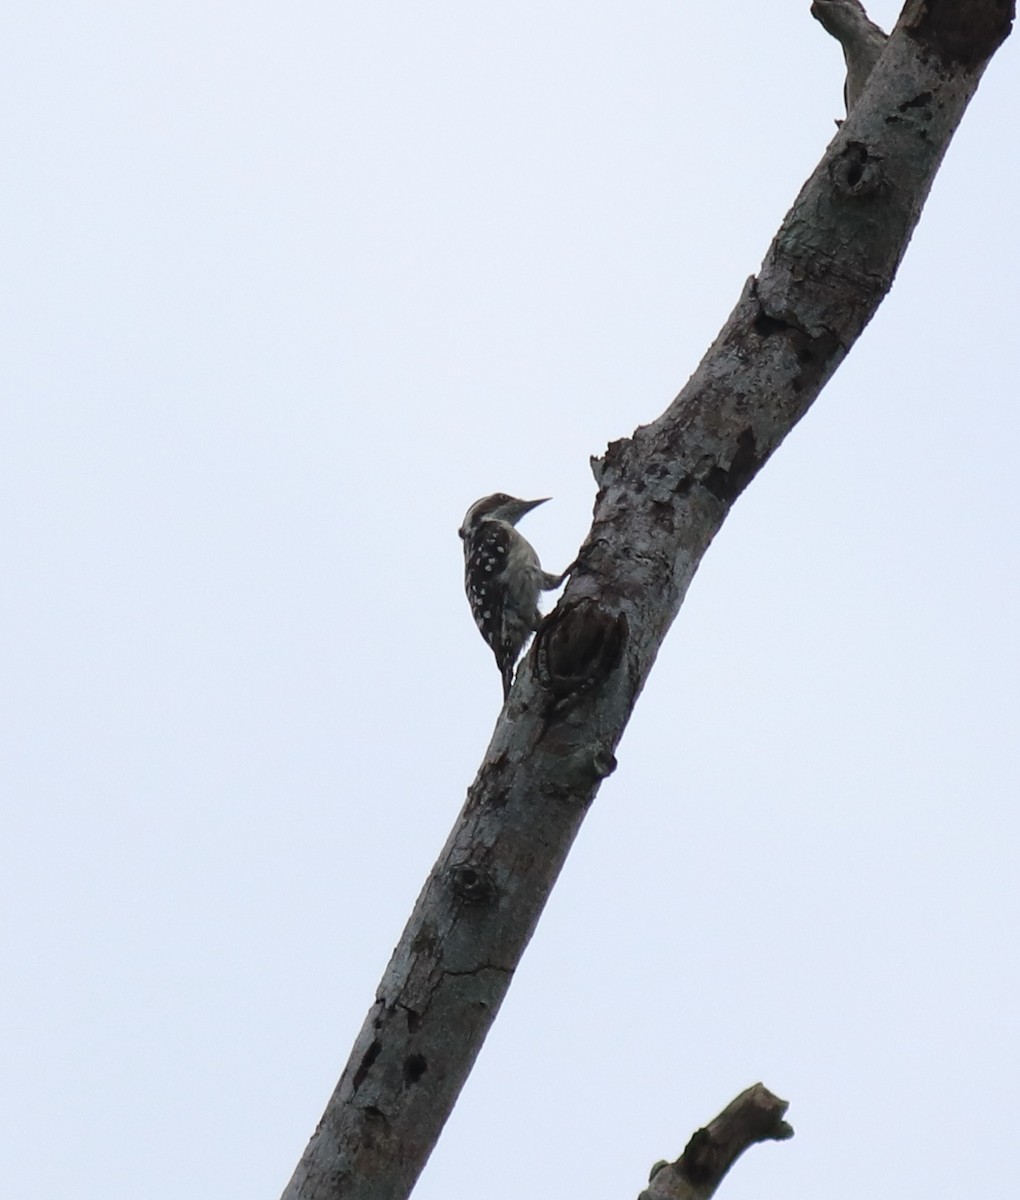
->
[2, 3, 1017, 1198]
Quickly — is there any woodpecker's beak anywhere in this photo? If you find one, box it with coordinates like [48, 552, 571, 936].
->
[515, 497, 549, 520]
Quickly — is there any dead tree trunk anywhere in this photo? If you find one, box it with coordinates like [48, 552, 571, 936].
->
[281, 3, 1013, 1198]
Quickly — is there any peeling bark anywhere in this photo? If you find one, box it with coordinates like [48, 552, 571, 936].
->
[281, 3, 1013, 1199]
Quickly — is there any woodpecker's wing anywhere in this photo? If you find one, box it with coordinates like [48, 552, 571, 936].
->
[464, 521, 513, 651]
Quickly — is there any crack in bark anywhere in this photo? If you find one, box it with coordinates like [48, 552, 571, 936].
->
[351, 1039, 382, 1092]
[443, 963, 511, 979]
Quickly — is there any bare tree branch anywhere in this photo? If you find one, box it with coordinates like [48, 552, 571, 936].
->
[638, 1085, 794, 1200]
[812, 0, 889, 112]
[281, 3, 1013, 1199]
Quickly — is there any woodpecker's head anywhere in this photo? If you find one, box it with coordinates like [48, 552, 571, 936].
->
[459, 494, 549, 539]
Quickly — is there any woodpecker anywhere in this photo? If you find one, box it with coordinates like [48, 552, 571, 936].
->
[459, 493, 568, 700]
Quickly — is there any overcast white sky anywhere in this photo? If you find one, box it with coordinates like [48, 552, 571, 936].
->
[2, 3, 1017, 1198]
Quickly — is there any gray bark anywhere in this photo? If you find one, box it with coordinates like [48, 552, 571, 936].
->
[281, 3, 1013, 1198]
[638, 1085, 793, 1200]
